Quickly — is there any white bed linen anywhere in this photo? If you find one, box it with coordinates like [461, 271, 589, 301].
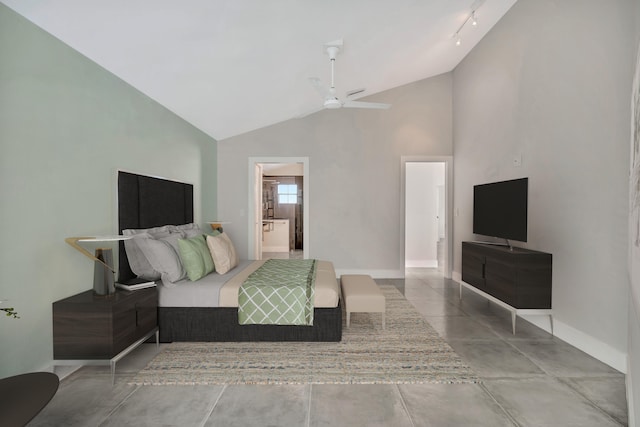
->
[219, 259, 339, 308]
[158, 260, 252, 307]
[159, 259, 340, 308]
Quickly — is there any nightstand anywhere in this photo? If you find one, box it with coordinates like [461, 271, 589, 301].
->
[53, 287, 159, 383]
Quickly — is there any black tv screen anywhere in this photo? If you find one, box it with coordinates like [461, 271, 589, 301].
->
[473, 177, 528, 242]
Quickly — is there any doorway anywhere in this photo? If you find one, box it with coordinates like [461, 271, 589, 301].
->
[401, 156, 453, 278]
[248, 157, 309, 261]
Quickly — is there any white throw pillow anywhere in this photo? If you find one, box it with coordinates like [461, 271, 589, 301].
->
[136, 233, 186, 285]
[122, 226, 172, 280]
[172, 223, 202, 238]
[206, 232, 238, 274]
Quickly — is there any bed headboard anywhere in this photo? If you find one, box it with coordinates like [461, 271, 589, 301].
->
[117, 171, 194, 281]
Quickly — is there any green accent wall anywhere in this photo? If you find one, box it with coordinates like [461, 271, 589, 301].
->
[0, 4, 217, 377]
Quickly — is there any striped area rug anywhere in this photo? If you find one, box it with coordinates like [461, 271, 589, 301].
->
[130, 284, 478, 385]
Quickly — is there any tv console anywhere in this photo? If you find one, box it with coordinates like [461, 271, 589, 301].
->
[461, 241, 552, 334]
[470, 240, 510, 248]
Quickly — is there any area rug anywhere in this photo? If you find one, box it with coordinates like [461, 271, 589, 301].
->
[130, 284, 478, 385]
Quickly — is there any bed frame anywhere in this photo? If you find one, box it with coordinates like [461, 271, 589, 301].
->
[117, 171, 342, 342]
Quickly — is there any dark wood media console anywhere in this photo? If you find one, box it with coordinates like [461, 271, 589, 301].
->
[461, 241, 552, 333]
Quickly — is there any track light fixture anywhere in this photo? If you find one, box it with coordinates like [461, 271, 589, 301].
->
[453, 7, 479, 46]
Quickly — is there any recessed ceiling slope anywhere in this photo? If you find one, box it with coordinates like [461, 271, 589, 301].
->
[1, 0, 517, 140]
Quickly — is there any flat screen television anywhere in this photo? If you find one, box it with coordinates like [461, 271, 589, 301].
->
[473, 177, 528, 242]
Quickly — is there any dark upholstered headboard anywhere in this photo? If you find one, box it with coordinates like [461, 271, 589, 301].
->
[117, 171, 194, 281]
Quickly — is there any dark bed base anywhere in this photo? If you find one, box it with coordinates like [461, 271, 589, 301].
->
[118, 171, 342, 343]
[158, 301, 343, 342]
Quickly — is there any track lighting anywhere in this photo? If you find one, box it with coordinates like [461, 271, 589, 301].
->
[453, 7, 479, 46]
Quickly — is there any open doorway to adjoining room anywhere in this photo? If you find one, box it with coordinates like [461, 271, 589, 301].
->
[401, 157, 453, 278]
[248, 157, 309, 261]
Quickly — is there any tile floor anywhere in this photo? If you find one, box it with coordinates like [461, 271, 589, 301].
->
[263, 250, 304, 260]
[30, 269, 628, 426]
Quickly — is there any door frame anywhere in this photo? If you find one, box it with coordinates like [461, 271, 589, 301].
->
[400, 156, 453, 278]
[248, 157, 309, 260]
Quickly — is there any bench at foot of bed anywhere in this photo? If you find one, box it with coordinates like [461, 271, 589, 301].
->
[341, 274, 385, 329]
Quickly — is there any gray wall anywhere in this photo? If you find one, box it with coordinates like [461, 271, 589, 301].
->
[218, 74, 453, 276]
[0, 4, 217, 377]
[629, 1, 640, 424]
[452, 0, 633, 373]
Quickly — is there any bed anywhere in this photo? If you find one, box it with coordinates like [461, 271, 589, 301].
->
[117, 171, 342, 342]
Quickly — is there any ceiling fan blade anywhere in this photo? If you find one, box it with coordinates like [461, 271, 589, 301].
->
[343, 100, 391, 110]
[346, 88, 366, 98]
[306, 41, 390, 115]
[308, 77, 330, 99]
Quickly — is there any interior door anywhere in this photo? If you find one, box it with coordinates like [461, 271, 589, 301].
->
[437, 184, 445, 269]
[253, 163, 263, 259]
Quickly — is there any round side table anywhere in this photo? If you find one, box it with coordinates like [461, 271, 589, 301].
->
[0, 372, 59, 426]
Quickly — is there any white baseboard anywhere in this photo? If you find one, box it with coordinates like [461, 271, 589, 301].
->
[519, 314, 553, 334]
[39, 360, 83, 381]
[628, 357, 636, 427]
[452, 269, 627, 372]
[36, 361, 56, 374]
[405, 259, 438, 268]
[626, 297, 639, 427]
[550, 318, 627, 373]
[52, 364, 84, 380]
[335, 268, 405, 279]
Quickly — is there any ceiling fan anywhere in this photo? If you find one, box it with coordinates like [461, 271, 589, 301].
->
[307, 40, 391, 112]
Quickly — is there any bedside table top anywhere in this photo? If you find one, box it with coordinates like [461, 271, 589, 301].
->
[54, 287, 158, 305]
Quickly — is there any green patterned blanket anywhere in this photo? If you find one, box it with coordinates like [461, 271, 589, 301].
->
[238, 259, 317, 326]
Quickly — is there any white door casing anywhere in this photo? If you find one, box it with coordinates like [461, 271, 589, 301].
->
[248, 157, 309, 260]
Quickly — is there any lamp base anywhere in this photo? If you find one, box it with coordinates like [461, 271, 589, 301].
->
[93, 248, 115, 296]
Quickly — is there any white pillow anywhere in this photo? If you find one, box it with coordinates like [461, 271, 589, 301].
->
[135, 234, 186, 285]
[206, 232, 238, 274]
[123, 226, 172, 280]
[172, 223, 203, 238]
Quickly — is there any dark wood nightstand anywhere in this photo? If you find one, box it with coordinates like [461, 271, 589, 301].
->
[53, 287, 158, 383]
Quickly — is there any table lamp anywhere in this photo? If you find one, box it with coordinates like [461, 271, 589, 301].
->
[207, 221, 230, 232]
[65, 236, 131, 296]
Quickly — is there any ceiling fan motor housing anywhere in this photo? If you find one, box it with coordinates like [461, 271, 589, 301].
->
[324, 98, 342, 109]
[305, 39, 390, 113]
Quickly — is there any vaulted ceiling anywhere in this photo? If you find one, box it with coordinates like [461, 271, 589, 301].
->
[2, 0, 517, 140]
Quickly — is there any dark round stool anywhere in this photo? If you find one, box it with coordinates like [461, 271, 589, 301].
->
[0, 372, 59, 427]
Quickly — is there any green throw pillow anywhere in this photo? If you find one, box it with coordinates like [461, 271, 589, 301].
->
[177, 235, 215, 281]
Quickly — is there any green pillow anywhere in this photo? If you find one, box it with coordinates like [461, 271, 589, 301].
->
[177, 235, 215, 281]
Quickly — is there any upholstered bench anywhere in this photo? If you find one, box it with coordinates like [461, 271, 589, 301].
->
[340, 274, 385, 329]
